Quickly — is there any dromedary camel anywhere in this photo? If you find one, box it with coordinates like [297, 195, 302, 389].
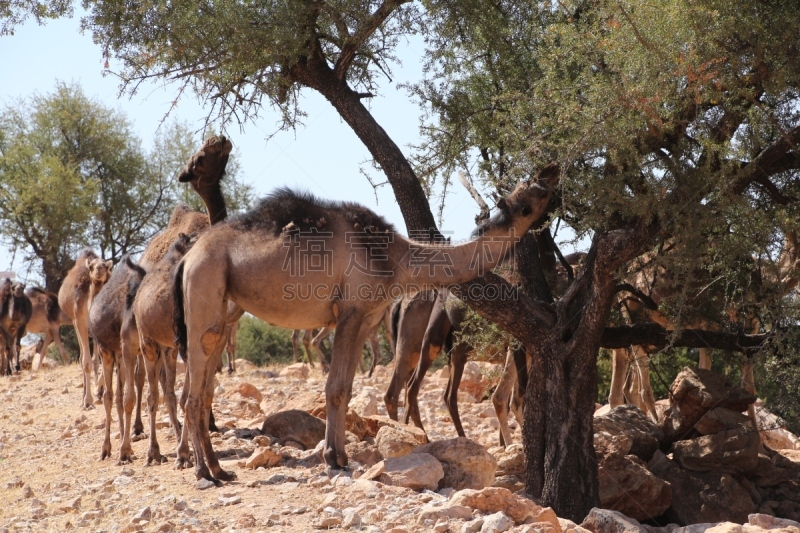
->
[609, 231, 800, 425]
[173, 164, 559, 483]
[134, 136, 239, 466]
[25, 287, 71, 369]
[89, 256, 147, 463]
[0, 280, 32, 375]
[58, 251, 113, 408]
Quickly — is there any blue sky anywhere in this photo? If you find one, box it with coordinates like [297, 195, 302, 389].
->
[0, 9, 488, 280]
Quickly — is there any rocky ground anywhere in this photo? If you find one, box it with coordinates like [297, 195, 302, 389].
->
[2, 357, 800, 533]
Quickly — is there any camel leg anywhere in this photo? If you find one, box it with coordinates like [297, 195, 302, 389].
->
[698, 348, 712, 370]
[291, 330, 300, 364]
[324, 311, 372, 469]
[73, 315, 95, 408]
[141, 337, 165, 465]
[162, 348, 182, 439]
[52, 325, 69, 364]
[403, 321, 445, 430]
[202, 340, 235, 481]
[311, 328, 330, 369]
[384, 344, 419, 421]
[117, 336, 138, 465]
[493, 348, 517, 447]
[742, 360, 758, 427]
[366, 330, 380, 376]
[609, 348, 630, 408]
[443, 343, 469, 438]
[115, 360, 125, 441]
[132, 353, 146, 439]
[630, 346, 658, 422]
[226, 321, 238, 374]
[174, 369, 193, 470]
[99, 349, 115, 460]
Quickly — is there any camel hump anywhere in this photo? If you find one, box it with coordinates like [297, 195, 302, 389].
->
[235, 187, 396, 237]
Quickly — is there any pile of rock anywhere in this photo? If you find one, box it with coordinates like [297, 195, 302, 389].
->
[593, 367, 800, 528]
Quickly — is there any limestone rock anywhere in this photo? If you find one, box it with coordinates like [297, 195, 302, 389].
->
[672, 429, 760, 475]
[376, 425, 420, 459]
[362, 452, 444, 491]
[280, 363, 310, 380]
[245, 446, 282, 469]
[460, 361, 488, 401]
[260, 409, 325, 449]
[594, 432, 634, 460]
[748, 513, 800, 530]
[414, 437, 497, 490]
[599, 453, 671, 521]
[491, 444, 525, 477]
[580, 508, 646, 533]
[660, 368, 756, 443]
[450, 487, 541, 524]
[694, 408, 753, 436]
[480, 511, 514, 533]
[416, 504, 474, 524]
[350, 387, 379, 417]
[231, 382, 263, 403]
[345, 441, 383, 468]
[594, 405, 663, 461]
[649, 450, 756, 525]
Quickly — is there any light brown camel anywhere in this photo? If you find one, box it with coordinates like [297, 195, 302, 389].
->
[609, 231, 799, 424]
[58, 252, 112, 407]
[134, 136, 238, 467]
[173, 165, 558, 483]
[88, 255, 147, 463]
[25, 287, 71, 369]
[0, 281, 32, 375]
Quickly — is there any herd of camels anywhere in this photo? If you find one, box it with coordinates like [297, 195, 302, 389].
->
[0, 135, 797, 486]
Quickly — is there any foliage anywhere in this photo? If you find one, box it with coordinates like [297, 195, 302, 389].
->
[0, 82, 252, 289]
[235, 315, 295, 366]
[81, 0, 421, 129]
[0, 0, 72, 35]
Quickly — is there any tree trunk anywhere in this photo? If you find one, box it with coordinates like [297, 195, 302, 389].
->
[524, 333, 600, 522]
[291, 59, 440, 236]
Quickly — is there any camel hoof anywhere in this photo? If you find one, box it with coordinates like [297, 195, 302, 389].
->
[214, 469, 237, 482]
[323, 447, 348, 469]
[174, 457, 193, 470]
[100, 446, 112, 461]
[147, 453, 166, 466]
[82, 404, 96, 411]
[131, 432, 148, 442]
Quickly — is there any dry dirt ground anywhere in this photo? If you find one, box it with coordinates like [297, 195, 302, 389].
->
[0, 359, 515, 533]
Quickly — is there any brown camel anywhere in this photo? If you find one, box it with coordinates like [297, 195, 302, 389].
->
[218, 321, 238, 374]
[0, 280, 32, 375]
[25, 287, 71, 369]
[134, 136, 238, 467]
[88, 255, 147, 463]
[173, 164, 558, 483]
[609, 231, 799, 424]
[58, 251, 113, 408]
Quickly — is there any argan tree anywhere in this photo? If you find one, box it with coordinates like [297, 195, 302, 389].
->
[71, 0, 800, 520]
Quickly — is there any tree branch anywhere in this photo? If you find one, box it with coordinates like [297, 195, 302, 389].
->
[600, 322, 769, 352]
[730, 124, 800, 194]
[333, 0, 410, 79]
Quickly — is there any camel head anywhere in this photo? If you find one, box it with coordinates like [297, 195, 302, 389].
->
[473, 163, 559, 238]
[177, 135, 233, 190]
[85, 258, 113, 285]
[10, 282, 25, 298]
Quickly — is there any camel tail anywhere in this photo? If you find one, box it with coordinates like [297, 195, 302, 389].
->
[173, 260, 188, 362]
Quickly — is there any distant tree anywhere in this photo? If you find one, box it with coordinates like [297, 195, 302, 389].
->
[235, 315, 295, 366]
[0, 82, 252, 290]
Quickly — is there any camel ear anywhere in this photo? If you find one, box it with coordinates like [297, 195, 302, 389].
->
[178, 169, 193, 183]
[105, 260, 114, 271]
[497, 198, 508, 211]
[85, 259, 92, 270]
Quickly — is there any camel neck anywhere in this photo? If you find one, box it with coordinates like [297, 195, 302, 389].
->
[198, 185, 227, 225]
